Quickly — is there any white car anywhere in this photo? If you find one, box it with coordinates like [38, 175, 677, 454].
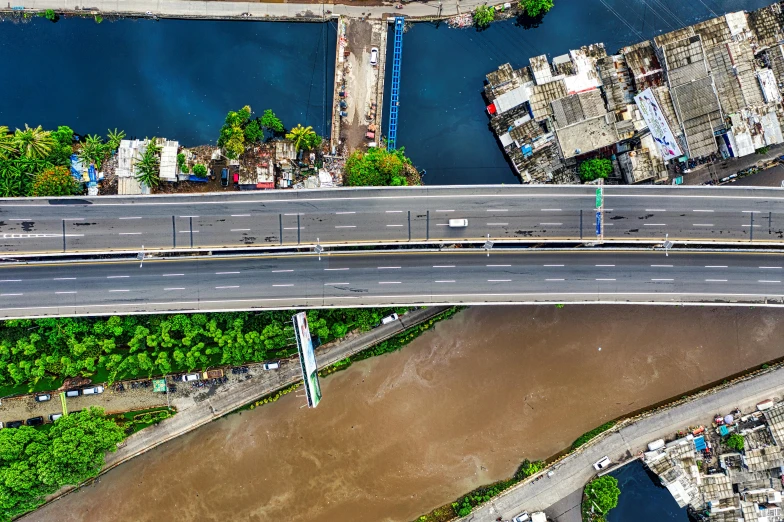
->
[370, 47, 379, 66]
[513, 513, 530, 522]
[593, 456, 611, 471]
[263, 362, 280, 370]
[181, 373, 200, 382]
[83, 386, 104, 395]
[448, 218, 468, 228]
[381, 313, 399, 325]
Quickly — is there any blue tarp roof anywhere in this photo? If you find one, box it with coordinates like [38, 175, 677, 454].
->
[694, 435, 706, 451]
[719, 425, 729, 437]
[69, 154, 84, 181]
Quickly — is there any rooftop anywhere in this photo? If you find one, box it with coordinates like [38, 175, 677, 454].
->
[555, 114, 619, 159]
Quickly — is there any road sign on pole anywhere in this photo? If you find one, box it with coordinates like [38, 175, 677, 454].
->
[595, 188, 602, 208]
[595, 211, 602, 235]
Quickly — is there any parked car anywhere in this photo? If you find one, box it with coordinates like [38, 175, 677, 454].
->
[49, 413, 63, 422]
[6, 420, 23, 429]
[34, 393, 51, 402]
[26, 417, 44, 427]
[263, 362, 280, 370]
[593, 456, 612, 470]
[65, 389, 81, 398]
[82, 386, 104, 395]
[370, 47, 379, 66]
[381, 313, 399, 325]
[512, 513, 530, 522]
[181, 373, 200, 382]
[221, 168, 229, 187]
[448, 218, 468, 228]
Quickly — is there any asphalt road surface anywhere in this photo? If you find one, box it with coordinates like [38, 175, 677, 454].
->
[3, 250, 784, 318]
[3, 186, 784, 256]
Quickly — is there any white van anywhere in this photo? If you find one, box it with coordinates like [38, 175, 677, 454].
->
[381, 313, 399, 325]
[83, 386, 104, 395]
[181, 373, 200, 382]
[65, 389, 81, 398]
[263, 362, 280, 370]
[448, 219, 468, 228]
[49, 413, 63, 422]
[593, 456, 611, 470]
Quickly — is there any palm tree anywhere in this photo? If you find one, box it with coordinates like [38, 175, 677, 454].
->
[134, 139, 161, 189]
[0, 162, 24, 197]
[106, 128, 126, 151]
[0, 126, 15, 159]
[13, 124, 54, 160]
[285, 124, 316, 152]
[78, 134, 106, 168]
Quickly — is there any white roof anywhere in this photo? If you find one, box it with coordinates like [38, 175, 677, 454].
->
[158, 140, 179, 181]
[499, 133, 515, 147]
[531, 513, 547, 522]
[494, 83, 532, 114]
[758, 69, 781, 104]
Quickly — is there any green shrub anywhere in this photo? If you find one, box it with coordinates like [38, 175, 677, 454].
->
[473, 5, 495, 27]
[572, 421, 616, 450]
[579, 158, 613, 182]
[192, 163, 208, 178]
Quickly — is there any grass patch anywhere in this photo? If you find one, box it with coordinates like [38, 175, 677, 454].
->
[572, 421, 616, 450]
[109, 406, 175, 436]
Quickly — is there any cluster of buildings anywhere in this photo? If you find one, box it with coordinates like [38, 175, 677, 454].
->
[484, 2, 784, 184]
[645, 399, 784, 521]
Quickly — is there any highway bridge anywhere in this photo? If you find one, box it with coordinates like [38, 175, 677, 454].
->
[2, 250, 784, 319]
[3, 185, 784, 256]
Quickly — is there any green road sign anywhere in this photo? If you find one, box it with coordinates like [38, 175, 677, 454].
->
[595, 188, 602, 208]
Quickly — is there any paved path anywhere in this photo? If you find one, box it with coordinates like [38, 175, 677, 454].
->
[460, 365, 784, 521]
[1, 0, 488, 21]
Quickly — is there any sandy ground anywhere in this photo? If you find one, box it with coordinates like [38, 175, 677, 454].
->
[31, 305, 784, 522]
[343, 18, 384, 151]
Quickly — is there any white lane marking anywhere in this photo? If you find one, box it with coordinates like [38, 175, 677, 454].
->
[759, 280, 782, 283]
[324, 282, 350, 285]
[284, 213, 299, 216]
[55, 291, 77, 294]
[231, 214, 250, 217]
[435, 280, 455, 283]
[231, 228, 251, 232]
[435, 210, 454, 212]
[215, 286, 239, 289]
[742, 225, 761, 227]
[645, 209, 666, 212]
[109, 289, 130, 292]
[324, 268, 349, 271]
[107, 275, 130, 279]
[596, 278, 616, 281]
[119, 232, 142, 235]
[0, 279, 22, 282]
[540, 222, 562, 226]
[487, 264, 511, 267]
[272, 270, 294, 273]
[693, 224, 713, 227]
[1, 293, 22, 296]
[9, 219, 32, 221]
[335, 225, 356, 228]
[436, 223, 450, 226]
[336, 211, 356, 214]
[283, 227, 299, 230]
[386, 224, 404, 227]
[488, 279, 512, 282]
[179, 215, 199, 218]
[487, 209, 508, 212]
[53, 277, 77, 280]
[705, 279, 728, 282]
[433, 265, 456, 268]
[119, 216, 142, 220]
[385, 210, 404, 213]
[63, 218, 84, 221]
[378, 267, 401, 270]
[760, 266, 783, 269]
[379, 281, 401, 284]
[215, 271, 240, 275]
[651, 265, 673, 267]
[651, 278, 674, 281]
[179, 230, 200, 233]
[742, 210, 762, 213]
[705, 265, 728, 268]
[595, 264, 615, 267]
[546, 278, 565, 281]
[273, 284, 294, 287]
[487, 222, 509, 226]
[540, 208, 561, 211]
[162, 274, 185, 277]
[693, 209, 714, 212]
[643, 223, 667, 226]
[164, 288, 185, 291]
[544, 264, 564, 267]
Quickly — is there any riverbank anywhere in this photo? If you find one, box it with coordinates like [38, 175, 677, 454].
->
[25, 305, 784, 522]
[18, 306, 453, 520]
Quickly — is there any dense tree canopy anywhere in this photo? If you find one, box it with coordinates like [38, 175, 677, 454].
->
[0, 408, 122, 520]
[261, 109, 284, 134]
[31, 166, 78, 197]
[518, 0, 553, 17]
[473, 5, 495, 28]
[344, 147, 414, 187]
[585, 476, 621, 520]
[579, 158, 613, 182]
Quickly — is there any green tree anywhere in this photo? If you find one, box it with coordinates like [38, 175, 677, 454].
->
[106, 128, 126, 152]
[518, 0, 553, 17]
[31, 166, 79, 197]
[0, 126, 16, 159]
[726, 433, 745, 451]
[0, 162, 24, 197]
[473, 5, 495, 28]
[48, 126, 74, 167]
[261, 109, 284, 134]
[244, 120, 263, 143]
[13, 125, 54, 160]
[578, 158, 613, 182]
[344, 147, 413, 186]
[286, 124, 317, 152]
[134, 140, 161, 189]
[585, 476, 621, 519]
[78, 134, 106, 168]
[218, 106, 252, 160]
[192, 164, 208, 178]
[43, 9, 58, 22]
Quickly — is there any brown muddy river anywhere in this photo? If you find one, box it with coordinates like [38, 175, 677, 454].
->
[35, 306, 784, 522]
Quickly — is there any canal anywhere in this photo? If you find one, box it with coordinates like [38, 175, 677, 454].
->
[607, 460, 688, 522]
[30, 305, 784, 522]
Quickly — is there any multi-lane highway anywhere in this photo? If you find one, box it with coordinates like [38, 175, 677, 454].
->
[2, 250, 784, 319]
[3, 185, 784, 255]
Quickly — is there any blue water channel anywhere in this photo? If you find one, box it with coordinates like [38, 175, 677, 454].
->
[0, 0, 777, 185]
[606, 460, 688, 521]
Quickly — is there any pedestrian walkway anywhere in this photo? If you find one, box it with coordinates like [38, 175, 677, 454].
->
[461, 364, 784, 521]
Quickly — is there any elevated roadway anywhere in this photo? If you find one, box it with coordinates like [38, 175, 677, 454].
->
[2, 250, 784, 319]
[3, 186, 784, 256]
